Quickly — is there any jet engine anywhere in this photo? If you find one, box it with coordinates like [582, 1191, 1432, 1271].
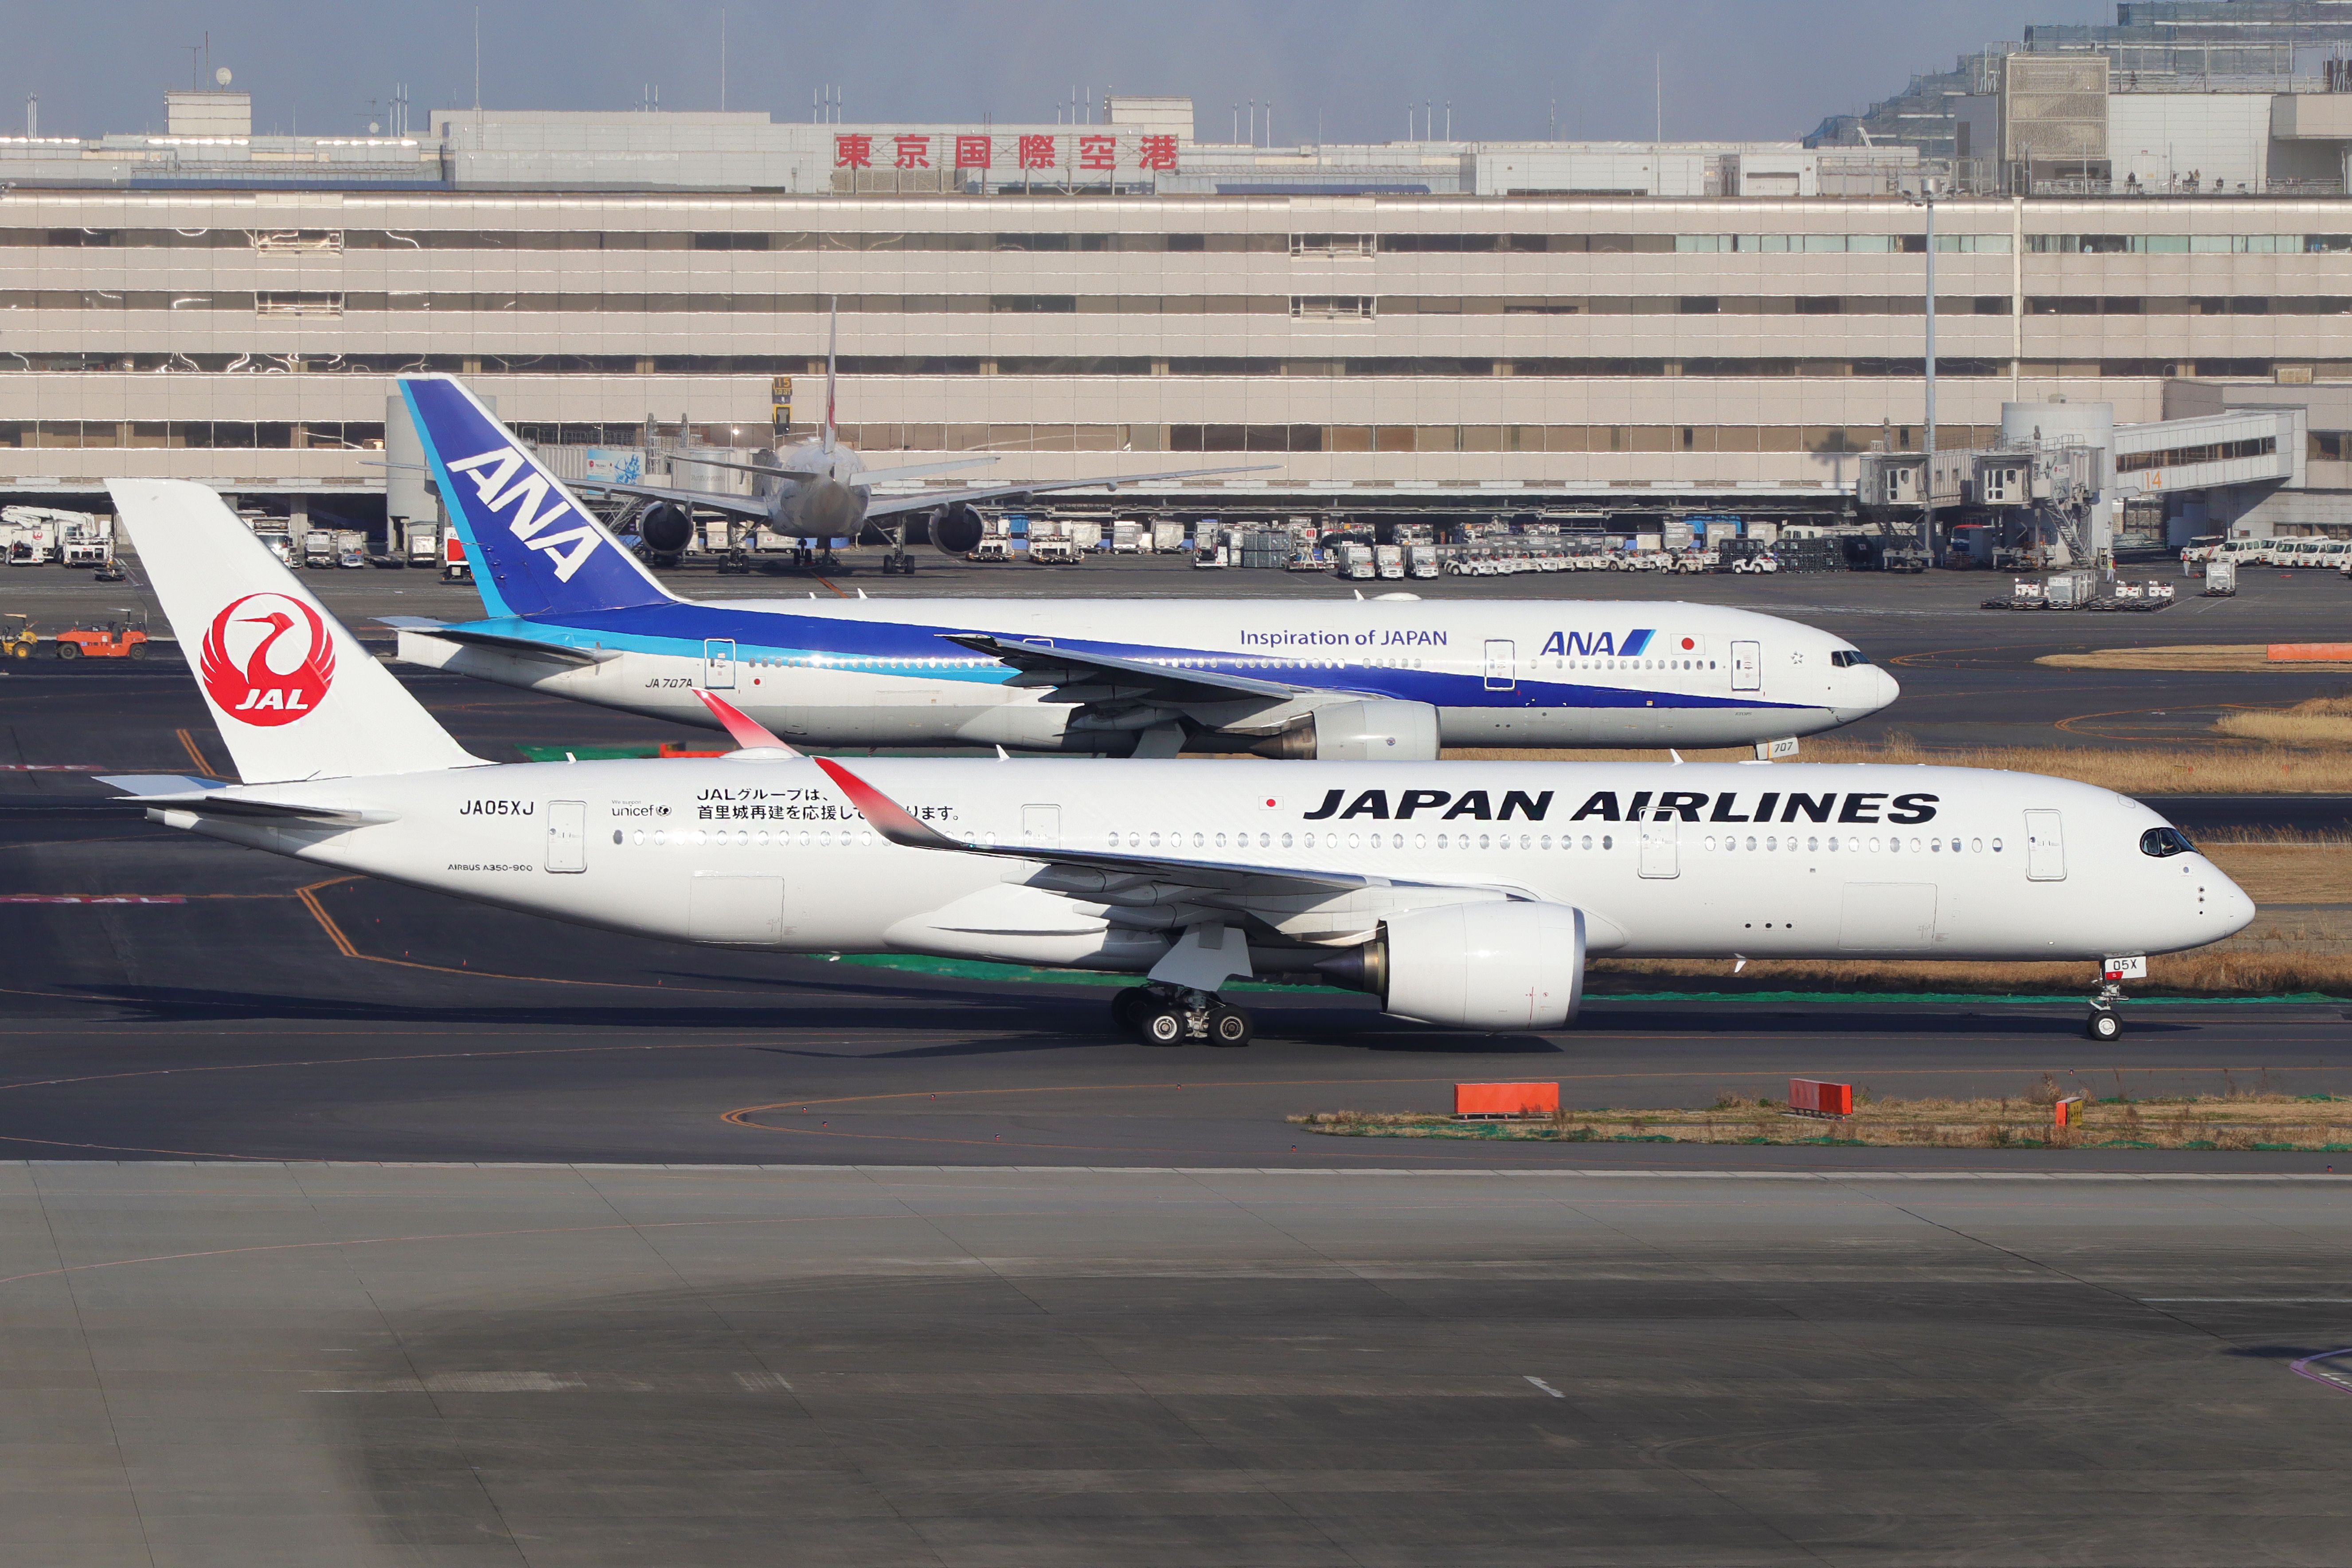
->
[1252, 699, 1441, 761]
[1321, 902, 1585, 1031]
[927, 503, 986, 556]
[637, 503, 695, 556]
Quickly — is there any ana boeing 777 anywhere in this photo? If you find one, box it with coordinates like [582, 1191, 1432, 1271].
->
[386, 373, 1899, 759]
[105, 477, 2249, 1045]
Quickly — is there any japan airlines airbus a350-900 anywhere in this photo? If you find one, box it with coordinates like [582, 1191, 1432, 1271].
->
[104, 477, 2249, 1044]
[386, 374, 1898, 759]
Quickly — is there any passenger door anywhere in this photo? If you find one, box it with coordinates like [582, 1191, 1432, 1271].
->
[2024, 810, 2067, 881]
[1022, 804, 1061, 850]
[1483, 639, 1516, 692]
[1638, 812, 1678, 879]
[702, 638, 736, 690]
[1731, 640, 1762, 692]
[545, 799, 586, 873]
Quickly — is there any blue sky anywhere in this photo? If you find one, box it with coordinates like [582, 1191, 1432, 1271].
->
[9, 1, 2113, 143]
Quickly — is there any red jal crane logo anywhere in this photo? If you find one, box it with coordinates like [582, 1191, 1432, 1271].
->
[198, 594, 336, 726]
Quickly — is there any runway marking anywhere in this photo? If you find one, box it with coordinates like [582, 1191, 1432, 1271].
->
[2141, 1298, 2352, 1304]
[0, 894, 187, 904]
[811, 575, 848, 599]
[176, 727, 219, 778]
[0, 764, 105, 772]
[1524, 1376, 1566, 1398]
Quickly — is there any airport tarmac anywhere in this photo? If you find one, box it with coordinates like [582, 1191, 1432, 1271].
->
[6, 553, 2350, 1564]
[3, 1161, 2348, 1566]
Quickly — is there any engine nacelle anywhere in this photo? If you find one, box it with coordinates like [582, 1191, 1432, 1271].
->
[1254, 699, 1440, 761]
[637, 503, 695, 556]
[928, 503, 985, 556]
[1330, 902, 1585, 1031]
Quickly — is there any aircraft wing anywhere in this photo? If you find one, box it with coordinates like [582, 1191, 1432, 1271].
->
[674, 453, 998, 486]
[940, 633, 1308, 707]
[812, 757, 1507, 905]
[863, 463, 1279, 519]
[575, 479, 771, 520]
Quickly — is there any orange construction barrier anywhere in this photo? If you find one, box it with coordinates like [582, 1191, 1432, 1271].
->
[1454, 1082, 1560, 1118]
[2267, 643, 2352, 663]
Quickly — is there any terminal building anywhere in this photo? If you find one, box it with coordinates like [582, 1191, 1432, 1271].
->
[6, 0, 2352, 556]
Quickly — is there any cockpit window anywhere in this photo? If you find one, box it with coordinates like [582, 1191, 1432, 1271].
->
[1829, 649, 1870, 668]
[2140, 826, 2195, 858]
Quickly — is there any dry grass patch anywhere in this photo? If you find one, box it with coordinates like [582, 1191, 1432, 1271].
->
[1586, 950, 2350, 998]
[1446, 734, 2352, 792]
[2033, 645, 2325, 673]
[1292, 1084, 2352, 1152]
[2215, 694, 2352, 748]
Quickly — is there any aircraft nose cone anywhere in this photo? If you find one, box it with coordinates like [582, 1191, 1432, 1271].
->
[1871, 665, 1900, 711]
[2210, 868, 2258, 938]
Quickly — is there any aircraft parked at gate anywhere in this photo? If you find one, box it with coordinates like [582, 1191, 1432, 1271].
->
[389, 374, 1899, 759]
[106, 477, 2250, 1044]
[562, 313, 1257, 568]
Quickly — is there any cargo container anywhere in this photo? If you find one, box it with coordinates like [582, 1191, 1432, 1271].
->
[1787, 1079, 1853, 1117]
[1152, 520, 1186, 553]
[1112, 520, 1143, 553]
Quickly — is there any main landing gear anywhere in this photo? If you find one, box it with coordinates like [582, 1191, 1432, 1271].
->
[1111, 985, 1253, 1047]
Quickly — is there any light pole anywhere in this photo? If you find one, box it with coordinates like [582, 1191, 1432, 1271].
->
[1905, 184, 1939, 563]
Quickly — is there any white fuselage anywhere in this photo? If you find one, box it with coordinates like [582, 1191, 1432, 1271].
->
[403, 598, 1900, 752]
[162, 759, 2251, 978]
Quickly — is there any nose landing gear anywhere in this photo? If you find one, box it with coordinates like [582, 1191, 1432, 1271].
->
[1112, 984, 1254, 1046]
[2084, 957, 2142, 1041]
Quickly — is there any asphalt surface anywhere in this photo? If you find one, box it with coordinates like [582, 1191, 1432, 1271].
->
[7, 555, 2351, 1566]
[8, 1162, 2350, 1566]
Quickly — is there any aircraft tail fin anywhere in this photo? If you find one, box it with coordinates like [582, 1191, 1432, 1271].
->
[397, 375, 678, 619]
[106, 479, 484, 784]
[822, 298, 838, 455]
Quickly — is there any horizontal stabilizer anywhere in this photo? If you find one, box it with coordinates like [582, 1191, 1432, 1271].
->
[95, 774, 228, 797]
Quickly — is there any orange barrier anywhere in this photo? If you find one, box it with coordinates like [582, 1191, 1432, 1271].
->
[1788, 1078, 1853, 1117]
[1454, 1082, 1560, 1118]
[2267, 643, 2352, 662]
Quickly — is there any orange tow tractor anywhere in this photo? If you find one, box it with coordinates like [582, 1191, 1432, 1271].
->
[55, 610, 150, 661]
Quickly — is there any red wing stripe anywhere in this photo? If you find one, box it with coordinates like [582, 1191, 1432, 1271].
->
[693, 689, 797, 754]
[812, 758, 954, 848]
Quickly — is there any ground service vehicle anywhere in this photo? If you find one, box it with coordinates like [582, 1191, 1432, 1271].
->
[104, 476, 2258, 1044]
[0, 614, 36, 659]
[55, 611, 148, 660]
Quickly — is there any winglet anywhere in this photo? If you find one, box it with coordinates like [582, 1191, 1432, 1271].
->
[693, 689, 800, 755]
[812, 757, 958, 849]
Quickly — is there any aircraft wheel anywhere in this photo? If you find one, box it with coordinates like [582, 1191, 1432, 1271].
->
[1137, 1007, 1187, 1047]
[2085, 1008, 2122, 1043]
[1110, 986, 1152, 1032]
[1207, 1006, 1253, 1048]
